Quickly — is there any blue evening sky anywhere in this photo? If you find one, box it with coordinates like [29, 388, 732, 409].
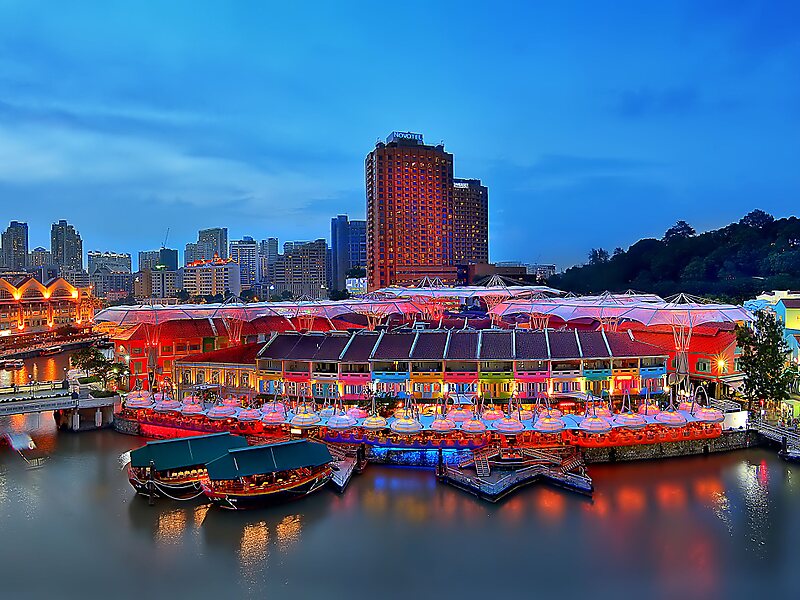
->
[0, 0, 798, 269]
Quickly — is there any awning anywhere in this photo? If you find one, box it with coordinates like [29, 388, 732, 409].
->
[205, 440, 333, 481]
[130, 432, 248, 471]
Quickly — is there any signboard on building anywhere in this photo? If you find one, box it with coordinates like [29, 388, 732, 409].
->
[387, 131, 424, 143]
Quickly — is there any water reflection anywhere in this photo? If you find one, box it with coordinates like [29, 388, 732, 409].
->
[156, 508, 187, 545]
[0, 351, 75, 387]
[2, 419, 800, 597]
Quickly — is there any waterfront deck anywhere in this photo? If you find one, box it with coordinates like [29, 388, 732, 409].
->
[325, 442, 367, 493]
[750, 420, 800, 451]
[439, 445, 593, 502]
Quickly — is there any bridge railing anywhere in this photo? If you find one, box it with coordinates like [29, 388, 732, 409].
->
[0, 381, 67, 397]
[750, 419, 800, 449]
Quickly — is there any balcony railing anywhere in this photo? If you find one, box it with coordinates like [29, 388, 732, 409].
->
[582, 368, 612, 380]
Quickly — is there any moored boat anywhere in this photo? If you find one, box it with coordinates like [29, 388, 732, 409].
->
[126, 432, 248, 499]
[202, 440, 333, 509]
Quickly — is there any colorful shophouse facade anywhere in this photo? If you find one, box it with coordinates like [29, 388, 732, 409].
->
[253, 328, 668, 405]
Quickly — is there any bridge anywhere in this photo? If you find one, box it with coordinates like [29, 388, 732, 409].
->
[0, 394, 117, 417]
[0, 380, 119, 430]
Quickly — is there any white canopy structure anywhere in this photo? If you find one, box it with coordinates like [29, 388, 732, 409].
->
[95, 298, 424, 330]
[490, 292, 753, 391]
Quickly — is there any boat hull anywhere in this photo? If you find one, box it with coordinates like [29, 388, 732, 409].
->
[202, 471, 332, 510]
[128, 469, 204, 500]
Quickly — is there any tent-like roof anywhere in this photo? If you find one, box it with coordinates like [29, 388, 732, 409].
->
[205, 440, 332, 480]
[490, 293, 753, 328]
[130, 432, 248, 471]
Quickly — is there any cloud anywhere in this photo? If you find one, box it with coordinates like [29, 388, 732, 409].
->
[487, 153, 660, 195]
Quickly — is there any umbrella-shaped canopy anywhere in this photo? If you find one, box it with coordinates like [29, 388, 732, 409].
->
[460, 414, 488, 434]
[236, 408, 262, 421]
[533, 415, 566, 433]
[180, 403, 205, 416]
[326, 410, 358, 430]
[362, 414, 388, 430]
[125, 396, 154, 409]
[262, 408, 286, 426]
[612, 411, 647, 429]
[207, 404, 240, 420]
[493, 416, 525, 433]
[153, 399, 182, 413]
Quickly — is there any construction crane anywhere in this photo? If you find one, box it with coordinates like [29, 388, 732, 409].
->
[162, 227, 170, 249]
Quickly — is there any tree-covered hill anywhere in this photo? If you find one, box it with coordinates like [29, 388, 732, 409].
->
[549, 210, 800, 302]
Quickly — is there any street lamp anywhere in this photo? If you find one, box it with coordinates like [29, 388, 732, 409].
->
[715, 357, 727, 399]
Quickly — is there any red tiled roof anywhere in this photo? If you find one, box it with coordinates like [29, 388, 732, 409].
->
[547, 330, 580, 359]
[628, 328, 735, 356]
[113, 324, 145, 341]
[341, 332, 380, 362]
[178, 343, 262, 365]
[372, 332, 416, 360]
[445, 331, 479, 360]
[605, 332, 668, 358]
[514, 331, 548, 360]
[577, 331, 610, 358]
[479, 331, 513, 360]
[312, 334, 351, 361]
[410, 331, 448, 360]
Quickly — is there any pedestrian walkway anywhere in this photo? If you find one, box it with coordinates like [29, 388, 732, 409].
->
[0, 381, 68, 401]
[750, 419, 800, 450]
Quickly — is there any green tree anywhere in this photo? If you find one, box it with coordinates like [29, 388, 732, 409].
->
[329, 288, 351, 301]
[345, 266, 367, 278]
[71, 347, 104, 375]
[587, 248, 609, 265]
[89, 358, 130, 390]
[735, 311, 797, 412]
[740, 209, 774, 229]
[663, 220, 696, 243]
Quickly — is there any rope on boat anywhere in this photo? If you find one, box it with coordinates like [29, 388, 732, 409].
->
[130, 472, 207, 501]
[151, 481, 206, 502]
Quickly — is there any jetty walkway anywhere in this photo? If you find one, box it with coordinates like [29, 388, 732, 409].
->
[439, 445, 593, 502]
[750, 419, 800, 451]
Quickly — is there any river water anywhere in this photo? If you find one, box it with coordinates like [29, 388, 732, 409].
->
[1, 414, 799, 600]
[0, 350, 76, 387]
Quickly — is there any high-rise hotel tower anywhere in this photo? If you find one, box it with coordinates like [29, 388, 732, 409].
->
[366, 132, 455, 290]
[452, 178, 489, 265]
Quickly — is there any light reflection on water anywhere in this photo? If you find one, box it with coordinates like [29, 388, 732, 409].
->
[0, 413, 799, 598]
[0, 351, 75, 387]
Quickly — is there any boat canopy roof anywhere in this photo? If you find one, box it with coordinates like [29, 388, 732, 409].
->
[130, 432, 248, 471]
[205, 440, 333, 481]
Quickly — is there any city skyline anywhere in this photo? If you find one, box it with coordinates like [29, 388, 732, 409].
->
[1, 3, 797, 266]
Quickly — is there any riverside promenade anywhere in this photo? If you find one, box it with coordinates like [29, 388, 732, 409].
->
[0, 378, 119, 430]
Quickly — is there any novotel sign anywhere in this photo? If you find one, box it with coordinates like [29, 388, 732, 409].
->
[387, 131, 424, 143]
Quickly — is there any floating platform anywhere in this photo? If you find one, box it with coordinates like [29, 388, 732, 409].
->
[438, 445, 593, 502]
[325, 442, 368, 493]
